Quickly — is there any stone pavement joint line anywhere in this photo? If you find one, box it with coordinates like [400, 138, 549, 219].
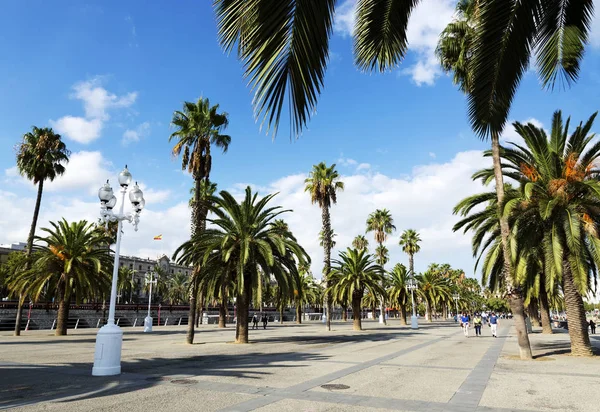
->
[447, 327, 509, 411]
[219, 329, 459, 412]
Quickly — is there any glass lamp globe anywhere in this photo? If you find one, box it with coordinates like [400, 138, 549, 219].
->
[98, 181, 113, 204]
[118, 166, 133, 188]
[106, 195, 117, 210]
[129, 182, 144, 206]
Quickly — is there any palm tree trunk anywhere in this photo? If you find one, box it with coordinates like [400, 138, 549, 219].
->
[538, 280, 553, 334]
[56, 278, 69, 336]
[352, 292, 362, 331]
[371, 304, 376, 320]
[528, 299, 541, 327]
[426, 302, 433, 323]
[196, 289, 203, 327]
[400, 304, 407, 325]
[321, 206, 332, 331]
[342, 304, 347, 321]
[186, 271, 198, 344]
[235, 272, 252, 344]
[296, 301, 302, 324]
[279, 304, 284, 324]
[562, 260, 593, 356]
[15, 180, 45, 336]
[218, 296, 227, 328]
[491, 130, 533, 360]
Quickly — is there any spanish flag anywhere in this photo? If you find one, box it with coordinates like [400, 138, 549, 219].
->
[153, 234, 162, 241]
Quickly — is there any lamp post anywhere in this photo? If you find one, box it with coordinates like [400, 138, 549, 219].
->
[144, 272, 157, 332]
[453, 293, 460, 322]
[92, 166, 145, 376]
[406, 272, 418, 330]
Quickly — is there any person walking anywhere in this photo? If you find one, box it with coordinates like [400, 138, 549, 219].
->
[489, 312, 499, 337]
[473, 313, 482, 337]
[261, 313, 268, 330]
[460, 312, 470, 337]
[589, 319, 596, 334]
[252, 313, 258, 330]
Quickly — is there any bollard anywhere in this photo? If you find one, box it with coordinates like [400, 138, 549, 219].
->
[96, 319, 101, 328]
[178, 317, 182, 326]
[164, 317, 168, 326]
[50, 319, 56, 330]
[75, 319, 80, 330]
[133, 319, 137, 328]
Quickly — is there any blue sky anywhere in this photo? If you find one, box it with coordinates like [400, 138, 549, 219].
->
[1, 0, 600, 279]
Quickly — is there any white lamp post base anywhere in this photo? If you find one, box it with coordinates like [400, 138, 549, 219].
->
[379, 314, 385, 324]
[411, 315, 419, 329]
[92, 323, 123, 376]
[143, 316, 153, 333]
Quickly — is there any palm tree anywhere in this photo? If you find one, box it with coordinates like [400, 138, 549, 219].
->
[319, 229, 337, 248]
[13, 126, 70, 335]
[304, 162, 344, 331]
[328, 248, 385, 331]
[170, 97, 230, 344]
[416, 266, 452, 322]
[8, 220, 111, 335]
[166, 272, 189, 304]
[477, 111, 599, 355]
[117, 267, 135, 303]
[388, 264, 409, 325]
[174, 187, 309, 343]
[352, 235, 369, 251]
[399, 230, 421, 278]
[366, 209, 395, 324]
[295, 269, 318, 324]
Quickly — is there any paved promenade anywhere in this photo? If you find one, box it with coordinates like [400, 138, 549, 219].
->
[1, 320, 599, 411]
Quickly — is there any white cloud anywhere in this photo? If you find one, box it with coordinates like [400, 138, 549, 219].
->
[122, 122, 151, 145]
[333, 0, 455, 86]
[429, 152, 436, 158]
[50, 78, 138, 144]
[4, 151, 113, 195]
[356, 163, 371, 171]
[231, 150, 490, 279]
[50, 116, 103, 144]
[337, 156, 358, 167]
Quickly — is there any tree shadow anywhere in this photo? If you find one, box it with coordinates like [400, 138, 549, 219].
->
[533, 337, 600, 359]
[0, 350, 330, 409]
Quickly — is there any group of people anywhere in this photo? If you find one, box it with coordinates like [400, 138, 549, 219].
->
[251, 313, 269, 330]
[458, 312, 498, 338]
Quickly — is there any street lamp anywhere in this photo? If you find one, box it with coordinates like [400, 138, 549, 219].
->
[406, 272, 418, 330]
[144, 272, 157, 332]
[452, 293, 460, 322]
[92, 166, 145, 377]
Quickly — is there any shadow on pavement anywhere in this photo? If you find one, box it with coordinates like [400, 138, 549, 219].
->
[0, 350, 329, 409]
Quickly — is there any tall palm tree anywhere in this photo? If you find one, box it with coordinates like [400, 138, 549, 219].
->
[319, 229, 337, 248]
[399, 229, 421, 279]
[174, 187, 309, 343]
[352, 235, 369, 251]
[388, 263, 409, 325]
[8, 220, 111, 335]
[328, 248, 386, 331]
[117, 267, 135, 303]
[304, 162, 344, 331]
[474, 111, 599, 356]
[366, 209, 395, 325]
[170, 97, 230, 344]
[14, 126, 70, 336]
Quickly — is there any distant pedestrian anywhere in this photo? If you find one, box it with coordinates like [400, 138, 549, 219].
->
[261, 314, 268, 329]
[473, 313, 482, 337]
[590, 319, 596, 334]
[489, 312, 499, 337]
[461, 313, 470, 337]
[252, 314, 258, 330]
